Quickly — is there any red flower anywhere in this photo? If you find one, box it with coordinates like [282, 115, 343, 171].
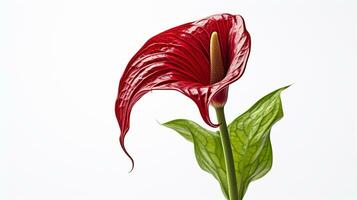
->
[115, 13, 251, 166]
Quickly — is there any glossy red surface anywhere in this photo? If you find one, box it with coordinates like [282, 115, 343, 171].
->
[115, 13, 251, 167]
[210, 87, 229, 108]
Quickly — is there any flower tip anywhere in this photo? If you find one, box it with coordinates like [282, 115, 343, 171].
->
[211, 31, 218, 41]
[120, 134, 135, 173]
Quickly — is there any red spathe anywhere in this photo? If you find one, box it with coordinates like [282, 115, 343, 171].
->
[115, 13, 251, 167]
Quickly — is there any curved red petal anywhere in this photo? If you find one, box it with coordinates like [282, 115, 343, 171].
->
[115, 13, 251, 165]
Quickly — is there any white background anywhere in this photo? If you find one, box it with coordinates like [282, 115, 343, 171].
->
[1, 0, 356, 199]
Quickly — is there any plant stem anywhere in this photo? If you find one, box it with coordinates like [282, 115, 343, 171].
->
[215, 107, 239, 200]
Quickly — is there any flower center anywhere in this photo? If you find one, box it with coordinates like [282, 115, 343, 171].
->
[210, 31, 225, 84]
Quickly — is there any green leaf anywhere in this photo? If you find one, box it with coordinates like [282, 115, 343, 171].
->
[163, 86, 288, 199]
[162, 119, 229, 199]
[228, 86, 287, 198]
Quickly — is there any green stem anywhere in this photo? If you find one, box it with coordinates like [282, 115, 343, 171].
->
[215, 107, 239, 200]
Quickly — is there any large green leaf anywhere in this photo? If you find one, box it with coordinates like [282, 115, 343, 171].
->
[163, 86, 288, 199]
[163, 119, 229, 199]
[228, 86, 288, 198]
